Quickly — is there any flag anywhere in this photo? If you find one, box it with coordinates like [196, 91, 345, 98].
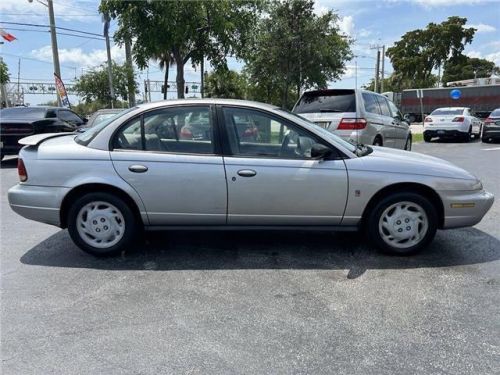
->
[0, 28, 16, 42]
[54, 73, 71, 108]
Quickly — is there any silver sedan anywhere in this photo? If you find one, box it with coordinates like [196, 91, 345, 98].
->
[8, 99, 494, 256]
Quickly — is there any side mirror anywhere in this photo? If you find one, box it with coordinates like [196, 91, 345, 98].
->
[311, 143, 333, 159]
[403, 114, 410, 121]
[82, 117, 88, 124]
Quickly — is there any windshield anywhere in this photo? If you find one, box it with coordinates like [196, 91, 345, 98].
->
[93, 113, 120, 126]
[0, 107, 47, 120]
[294, 90, 356, 114]
[277, 109, 357, 154]
[75, 107, 138, 146]
[431, 108, 464, 116]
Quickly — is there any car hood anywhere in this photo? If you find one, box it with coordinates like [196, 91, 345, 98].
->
[351, 146, 477, 181]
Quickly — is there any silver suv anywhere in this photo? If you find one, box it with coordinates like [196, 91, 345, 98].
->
[293, 89, 412, 150]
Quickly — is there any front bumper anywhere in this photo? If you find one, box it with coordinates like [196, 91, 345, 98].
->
[440, 189, 494, 229]
[8, 184, 70, 227]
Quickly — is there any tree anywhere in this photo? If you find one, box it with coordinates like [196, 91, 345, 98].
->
[244, 0, 352, 109]
[100, 0, 263, 99]
[442, 55, 499, 84]
[154, 51, 175, 100]
[204, 69, 247, 99]
[387, 17, 476, 88]
[0, 60, 9, 85]
[363, 72, 438, 92]
[73, 62, 137, 104]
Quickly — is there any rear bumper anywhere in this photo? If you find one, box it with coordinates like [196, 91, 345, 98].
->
[424, 129, 466, 138]
[8, 184, 70, 227]
[482, 128, 500, 139]
[440, 189, 494, 229]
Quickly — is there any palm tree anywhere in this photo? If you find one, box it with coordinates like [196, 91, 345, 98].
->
[154, 51, 175, 100]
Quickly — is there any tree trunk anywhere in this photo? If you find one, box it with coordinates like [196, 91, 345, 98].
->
[163, 60, 169, 100]
[174, 52, 185, 99]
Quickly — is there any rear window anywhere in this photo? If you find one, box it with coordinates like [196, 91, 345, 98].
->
[294, 90, 356, 114]
[431, 108, 464, 116]
[0, 107, 47, 120]
[490, 109, 500, 117]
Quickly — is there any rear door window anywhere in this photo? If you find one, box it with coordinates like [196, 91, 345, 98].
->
[294, 90, 356, 113]
[375, 96, 392, 117]
[362, 93, 381, 115]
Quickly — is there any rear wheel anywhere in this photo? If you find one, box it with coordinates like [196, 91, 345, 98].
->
[366, 192, 438, 255]
[373, 137, 383, 146]
[67, 192, 139, 256]
[423, 134, 432, 142]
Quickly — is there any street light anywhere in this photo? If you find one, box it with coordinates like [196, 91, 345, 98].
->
[27, 0, 62, 106]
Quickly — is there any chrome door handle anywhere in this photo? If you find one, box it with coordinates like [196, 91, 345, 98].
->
[128, 165, 148, 173]
[237, 169, 257, 177]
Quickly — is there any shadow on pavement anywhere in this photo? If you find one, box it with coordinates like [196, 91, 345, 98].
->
[20, 227, 500, 278]
[0, 157, 18, 169]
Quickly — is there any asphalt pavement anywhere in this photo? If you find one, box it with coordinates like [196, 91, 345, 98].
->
[1, 139, 499, 374]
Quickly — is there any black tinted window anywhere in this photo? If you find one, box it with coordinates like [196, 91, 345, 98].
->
[362, 93, 381, 115]
[0, 107, 47, 119]
[294, 90, 356, 113]
[59, 110, 83, 123]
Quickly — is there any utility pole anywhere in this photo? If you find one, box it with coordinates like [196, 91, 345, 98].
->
[47, 0, 62, 106]
[17, 58, 20, 102]
[124, 38, 135, 107]
[200, 55, 204, 99]
[374, 50, 380, 93]
[381, 45, 385, 93]
[103, 13, 114, 108]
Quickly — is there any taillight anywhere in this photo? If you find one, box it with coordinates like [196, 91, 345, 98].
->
[180, 127, 193, 139]
[424, 117, 433, 122]
[452, 116, 465, 122]
[17, 158, 28, 182]
[484, 117, 493, 124]
[337, 118, 367, 130]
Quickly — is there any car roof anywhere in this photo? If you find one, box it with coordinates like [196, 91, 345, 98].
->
[133, 98, 280, 112]
[94, 108, 124, 114]
[432, 107, 467, 110]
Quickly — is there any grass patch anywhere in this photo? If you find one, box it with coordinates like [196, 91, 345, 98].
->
[413, 133, 424, 143]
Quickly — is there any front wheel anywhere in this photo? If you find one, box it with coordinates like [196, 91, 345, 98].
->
[366, 192, 438, 255]
[67, 192, 139, 256]
[404, 136, 412, 151]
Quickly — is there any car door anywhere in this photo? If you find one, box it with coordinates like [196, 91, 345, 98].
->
[387, 99, 410, 148]
[362, 93, 394, 147]
[219, 106, 348, 225]
[375, 94, 399, 148]
[110, 105, 227, 225]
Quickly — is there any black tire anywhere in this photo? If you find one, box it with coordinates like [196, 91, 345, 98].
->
[366, 192, 438, 256]
[481, 136, 489, 143]
[373, 137, 383, 146]
[462, 127, 472, 143]
[67, 192, 139, 256]
[423, 134, 432, 142]
[404, 136, 412, 151]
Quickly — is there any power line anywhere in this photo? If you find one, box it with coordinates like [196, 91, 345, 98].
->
[0, 21, 103, 37]
[2, 27, 105, 41]
[1, 52, 78, 70]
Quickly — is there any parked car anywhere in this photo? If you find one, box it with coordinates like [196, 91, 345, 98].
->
[8, 99, 493, 257]
[0, 106, 85, 159]
[423, 107, 482, 142]
[481, 108, 500, 143]
[293, 89, 412, 150]
[86, 108, 124, 128]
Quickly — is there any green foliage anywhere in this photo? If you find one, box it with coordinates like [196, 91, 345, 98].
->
[100, 0, 264, 98]
[39, 99, 128, 117]
[73, 62, 137, 104]
[387, 17, 475, 88]
[442, 55, 499, 84]
[363, 73, 438, 92]
[243, 0, 352, 109]
[0, 60, 10, 85]
[204, 69, 247, 99]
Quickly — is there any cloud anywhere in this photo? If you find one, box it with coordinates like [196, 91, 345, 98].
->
[468, 23, 497, 33]
[0, 0, 99, 22]
[337, 16, 355, 37]
[414, 0, 485, 7]
[466, 50, 500, 66]
[31, 44, 125, 68]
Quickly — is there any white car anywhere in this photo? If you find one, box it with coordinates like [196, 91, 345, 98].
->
[423, 107, 482, 142]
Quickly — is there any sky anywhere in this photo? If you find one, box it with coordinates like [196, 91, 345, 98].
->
[1, 0, 499, 106]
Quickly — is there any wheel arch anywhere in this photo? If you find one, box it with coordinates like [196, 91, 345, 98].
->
[60, 183, 144, 229]
[361, 182, 444, 229]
